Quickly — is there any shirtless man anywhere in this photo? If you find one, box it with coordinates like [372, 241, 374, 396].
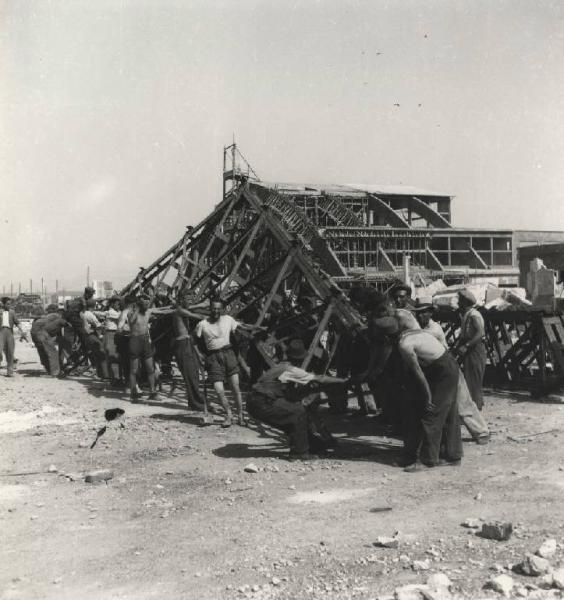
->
[117, 296, 158, 401]
[371, 317, 462, 472]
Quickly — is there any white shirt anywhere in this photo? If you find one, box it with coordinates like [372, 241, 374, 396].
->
[1, 310, 10, 328]
[104, 308, 121, 331]
[195, 315, 238, 351]
[82, 310, 101, 335]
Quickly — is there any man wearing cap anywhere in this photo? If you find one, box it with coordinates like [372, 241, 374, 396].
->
[0, 297, 27, 377]
[31, 310, 68, 376]
[414, 303, 447, 349]
[247, 339, 348, 459]
[455, 290, 487, 410]
[415, 303, 489, 444]
[372, 316, 462, 471]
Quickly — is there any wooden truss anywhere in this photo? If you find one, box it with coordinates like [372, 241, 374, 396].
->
[437, 309, 564, 393]
[121, 182, 363, 372]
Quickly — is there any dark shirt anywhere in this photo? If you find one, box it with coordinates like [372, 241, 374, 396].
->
[252, 363, 314, 402]
[31, 314, 66, 336]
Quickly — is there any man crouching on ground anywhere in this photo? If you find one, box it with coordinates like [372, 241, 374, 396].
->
[247, 338, 348, 460]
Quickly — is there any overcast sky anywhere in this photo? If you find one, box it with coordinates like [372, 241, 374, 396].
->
[1, 0, 564, 293]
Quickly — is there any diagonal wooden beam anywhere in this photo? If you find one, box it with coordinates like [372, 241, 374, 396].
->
[301, 299, 334, 370]
[222, 214, 265, 294]
[255, 249, 297, 327]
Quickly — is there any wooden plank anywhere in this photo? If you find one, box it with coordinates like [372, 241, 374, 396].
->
[302, 300, 334, 370]
[255, 250, 296, 327]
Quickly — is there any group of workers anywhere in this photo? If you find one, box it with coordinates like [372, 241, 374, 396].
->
[1, 280, 489, 471]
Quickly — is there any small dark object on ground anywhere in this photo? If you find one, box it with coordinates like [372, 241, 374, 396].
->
[480, 521, 513, 541]
[369, 507, 393, 513]
[104, 408, 125, 421]
[84, 469, 114, 483]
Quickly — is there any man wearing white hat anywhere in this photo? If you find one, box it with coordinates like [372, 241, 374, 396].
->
[247, 338, 347, 460]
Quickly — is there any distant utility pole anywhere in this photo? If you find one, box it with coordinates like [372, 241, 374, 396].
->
[86, 265, 90, 288]
[18, 282, 21, 295]
[10, 282, 13, 297]
[56, 279, 59, 293]
[30, 279, 32, 294]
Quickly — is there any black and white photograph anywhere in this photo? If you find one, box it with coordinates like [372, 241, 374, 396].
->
[2, 1, 564, 599]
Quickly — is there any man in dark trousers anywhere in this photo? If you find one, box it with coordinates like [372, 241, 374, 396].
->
[371, 317, 462, 472]
[0, 297, 27, 377]
[173, 293, 205, 411]
[247, 339, 347, 460]
[31, 310, 68, 376]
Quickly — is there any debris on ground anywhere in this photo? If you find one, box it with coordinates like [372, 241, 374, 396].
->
[480, 521, 513, 541]
[243, 463, 259, 474]
[84, 469, 114, 483]
[516, 553, 552, 576]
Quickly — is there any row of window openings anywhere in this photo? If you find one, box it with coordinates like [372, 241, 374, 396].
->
[334, 251, 513, 267]
[430, 237, 512, 251]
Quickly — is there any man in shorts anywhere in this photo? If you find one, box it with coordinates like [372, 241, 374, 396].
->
[195, 297, 249, 427]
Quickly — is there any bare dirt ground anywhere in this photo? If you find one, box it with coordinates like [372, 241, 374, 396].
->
[2, 340, 564, 600]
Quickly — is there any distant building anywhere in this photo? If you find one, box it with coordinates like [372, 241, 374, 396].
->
[92, 280, 114, 299]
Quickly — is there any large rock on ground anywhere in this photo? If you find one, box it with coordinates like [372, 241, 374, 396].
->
[536, 538, 557, 559]
[487, 574, 514, 596]
[517, 553, 552, 576]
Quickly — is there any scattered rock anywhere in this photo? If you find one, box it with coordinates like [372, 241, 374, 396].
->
[517, 553, 552, 576]
[84, 469, 114, 483]
[461, 518, 482, 529]
[374, 536, 400, 549]
[412, 559, 431, 571]
[552, 568, 564, 589]
[536, 539, 557, 559]
[271, 577, 281, 586]
[244, 463, 259, 474]
[474, 492, 483, 501]
[487, 574, 514, 596]
[426, 573, 452, 590]
[47, 464, 58, 473]
[394, 583, 429, 600]
[537, 573, 554, 589]
[480, 521, 513, 541]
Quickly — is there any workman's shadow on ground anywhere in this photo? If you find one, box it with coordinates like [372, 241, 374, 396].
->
[213, 442, 291, 460]
[18, 368, 49, 377]
[212, 437, 403, 465]
[151, 412, 220, 427]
